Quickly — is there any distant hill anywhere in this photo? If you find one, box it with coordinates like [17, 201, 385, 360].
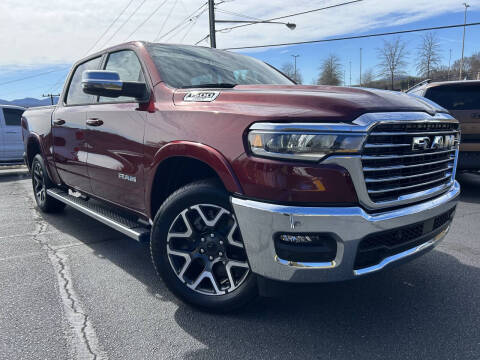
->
[0, 97, 58, 108]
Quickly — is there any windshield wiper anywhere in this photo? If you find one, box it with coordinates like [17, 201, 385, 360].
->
[181, 83, 237, 89]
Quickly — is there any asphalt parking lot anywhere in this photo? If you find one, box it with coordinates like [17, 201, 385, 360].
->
[0, 168, 479, 360]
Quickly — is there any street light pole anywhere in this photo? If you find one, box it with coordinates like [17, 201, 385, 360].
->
[207, 3, 296, 48]
[291, 55, 300, 82]
[208, 0, 216, 48]
[459, 3, 470, 80]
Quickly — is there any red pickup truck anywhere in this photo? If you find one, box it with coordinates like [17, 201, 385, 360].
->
[22, 41, 460, 311]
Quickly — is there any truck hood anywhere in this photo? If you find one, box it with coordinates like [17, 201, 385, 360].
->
[173, 84, 446, 123]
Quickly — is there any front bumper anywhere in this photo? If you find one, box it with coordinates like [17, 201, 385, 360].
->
[231, 181, 460, 283]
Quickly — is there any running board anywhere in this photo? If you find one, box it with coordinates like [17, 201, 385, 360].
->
[46, 188, 150, 242]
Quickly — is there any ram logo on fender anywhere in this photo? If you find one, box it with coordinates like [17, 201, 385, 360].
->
[118, 173, 136, 183]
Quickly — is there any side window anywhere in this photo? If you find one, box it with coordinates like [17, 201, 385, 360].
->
[99, 50, 145, 103]
[65, 57, 102, 105]
[3, 108, 24, 126]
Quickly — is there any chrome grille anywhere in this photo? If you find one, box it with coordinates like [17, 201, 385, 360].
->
[362, 121, 459, 203]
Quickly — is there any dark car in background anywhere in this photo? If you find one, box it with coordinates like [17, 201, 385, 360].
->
[407, 80, 480, 171]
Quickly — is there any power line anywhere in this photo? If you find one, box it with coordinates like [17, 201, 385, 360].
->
[214, 8, 263, 22]
[99, 0, 148, 49]
[126, 0, 169, 40]
[165, 9, 206, 43]
[216, 0, 363, 33]
[48, 0, 137, 92]
[155, 2, 207, 41]
[180, 8, 207, 43]
[153, 0, 180, 41]
[0, 68, 69, 87]
[84, 0, 136, 55]
[223, 21, 480, 50]
[2, 0, 138, 92]
[194, 34, 210, 45]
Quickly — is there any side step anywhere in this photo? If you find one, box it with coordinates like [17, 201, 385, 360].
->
[46, 188, 150, 242]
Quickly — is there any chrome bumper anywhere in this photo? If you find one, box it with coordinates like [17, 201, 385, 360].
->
[231, 181, 460, 283]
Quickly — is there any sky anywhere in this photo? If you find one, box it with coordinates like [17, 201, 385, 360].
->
[0, 0, 479, 100]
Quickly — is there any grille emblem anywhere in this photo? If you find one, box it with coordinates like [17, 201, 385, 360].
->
[412, 136, 430, 150]
[412, 135, 455, 151]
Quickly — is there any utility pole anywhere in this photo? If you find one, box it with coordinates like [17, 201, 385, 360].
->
[42, 93, 59, 105]
[448, 49, 452, 80]
[291, 55, 300, 82]
[208, 0, 216, 48]
[359, 48, 362, 86]
[459, 3, 470, 80]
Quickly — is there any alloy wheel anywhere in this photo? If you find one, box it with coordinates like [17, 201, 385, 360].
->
[32, 162, 46, 204]
[166, 204, 250, 296]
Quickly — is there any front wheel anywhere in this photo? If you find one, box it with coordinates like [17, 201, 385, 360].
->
[150, 180, 257, 312]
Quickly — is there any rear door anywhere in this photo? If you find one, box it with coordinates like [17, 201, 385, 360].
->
[1, 107, 24, 161]
[86, 50, 147, 211]
[52, 56, 102, 192]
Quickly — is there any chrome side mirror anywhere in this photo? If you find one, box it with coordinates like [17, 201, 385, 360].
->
[81, 70, 148, 101]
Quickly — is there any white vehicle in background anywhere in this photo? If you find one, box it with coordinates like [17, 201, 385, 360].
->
[0, 105, 25, 165]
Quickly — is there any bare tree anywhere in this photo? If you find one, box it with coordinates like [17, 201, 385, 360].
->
[280, 62, 303, 84]
[377, 38, 408, 90]
[416, 32, 441, 79]
[451, 51, 480, 80]
[361, 68, 376, 87]
[317, 54, 343, 85]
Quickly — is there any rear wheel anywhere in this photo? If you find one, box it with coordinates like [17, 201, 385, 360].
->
[31, 154, 66, 213]
[150, 180, 257, 312]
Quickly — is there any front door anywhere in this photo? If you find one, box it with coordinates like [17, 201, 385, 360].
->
[1, 107, 24, 161]
[86, 50, 147, 211]
[52, 56, 102, 192]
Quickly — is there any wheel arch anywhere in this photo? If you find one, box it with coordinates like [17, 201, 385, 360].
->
[25, 133, 62, 185]
[26, 135, 42, 169]
[147, 141, 244, 219]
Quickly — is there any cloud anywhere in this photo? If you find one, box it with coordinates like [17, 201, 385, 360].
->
[0, 0, 478, 67]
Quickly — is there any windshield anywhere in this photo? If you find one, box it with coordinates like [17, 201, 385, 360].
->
[425, 84, 480, 111]
[146, 43, 294, 88]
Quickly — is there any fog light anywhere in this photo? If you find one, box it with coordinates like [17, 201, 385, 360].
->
[279, 234, 314, 244]
[275, 233, 338, 262]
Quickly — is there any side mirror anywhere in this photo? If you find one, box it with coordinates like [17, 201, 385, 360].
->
[81, 70, 148, 101]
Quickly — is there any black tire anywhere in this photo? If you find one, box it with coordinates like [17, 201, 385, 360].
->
[150, 180, 257, 312]
[31, 154, 66, 213]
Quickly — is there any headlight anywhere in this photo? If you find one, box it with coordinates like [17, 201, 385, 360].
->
[248, 129, 366, 162]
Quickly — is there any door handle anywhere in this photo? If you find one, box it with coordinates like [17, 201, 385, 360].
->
[86, 118, 104, 127]
[6, 131, 17, 134]
[53, 119, 66, 126]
